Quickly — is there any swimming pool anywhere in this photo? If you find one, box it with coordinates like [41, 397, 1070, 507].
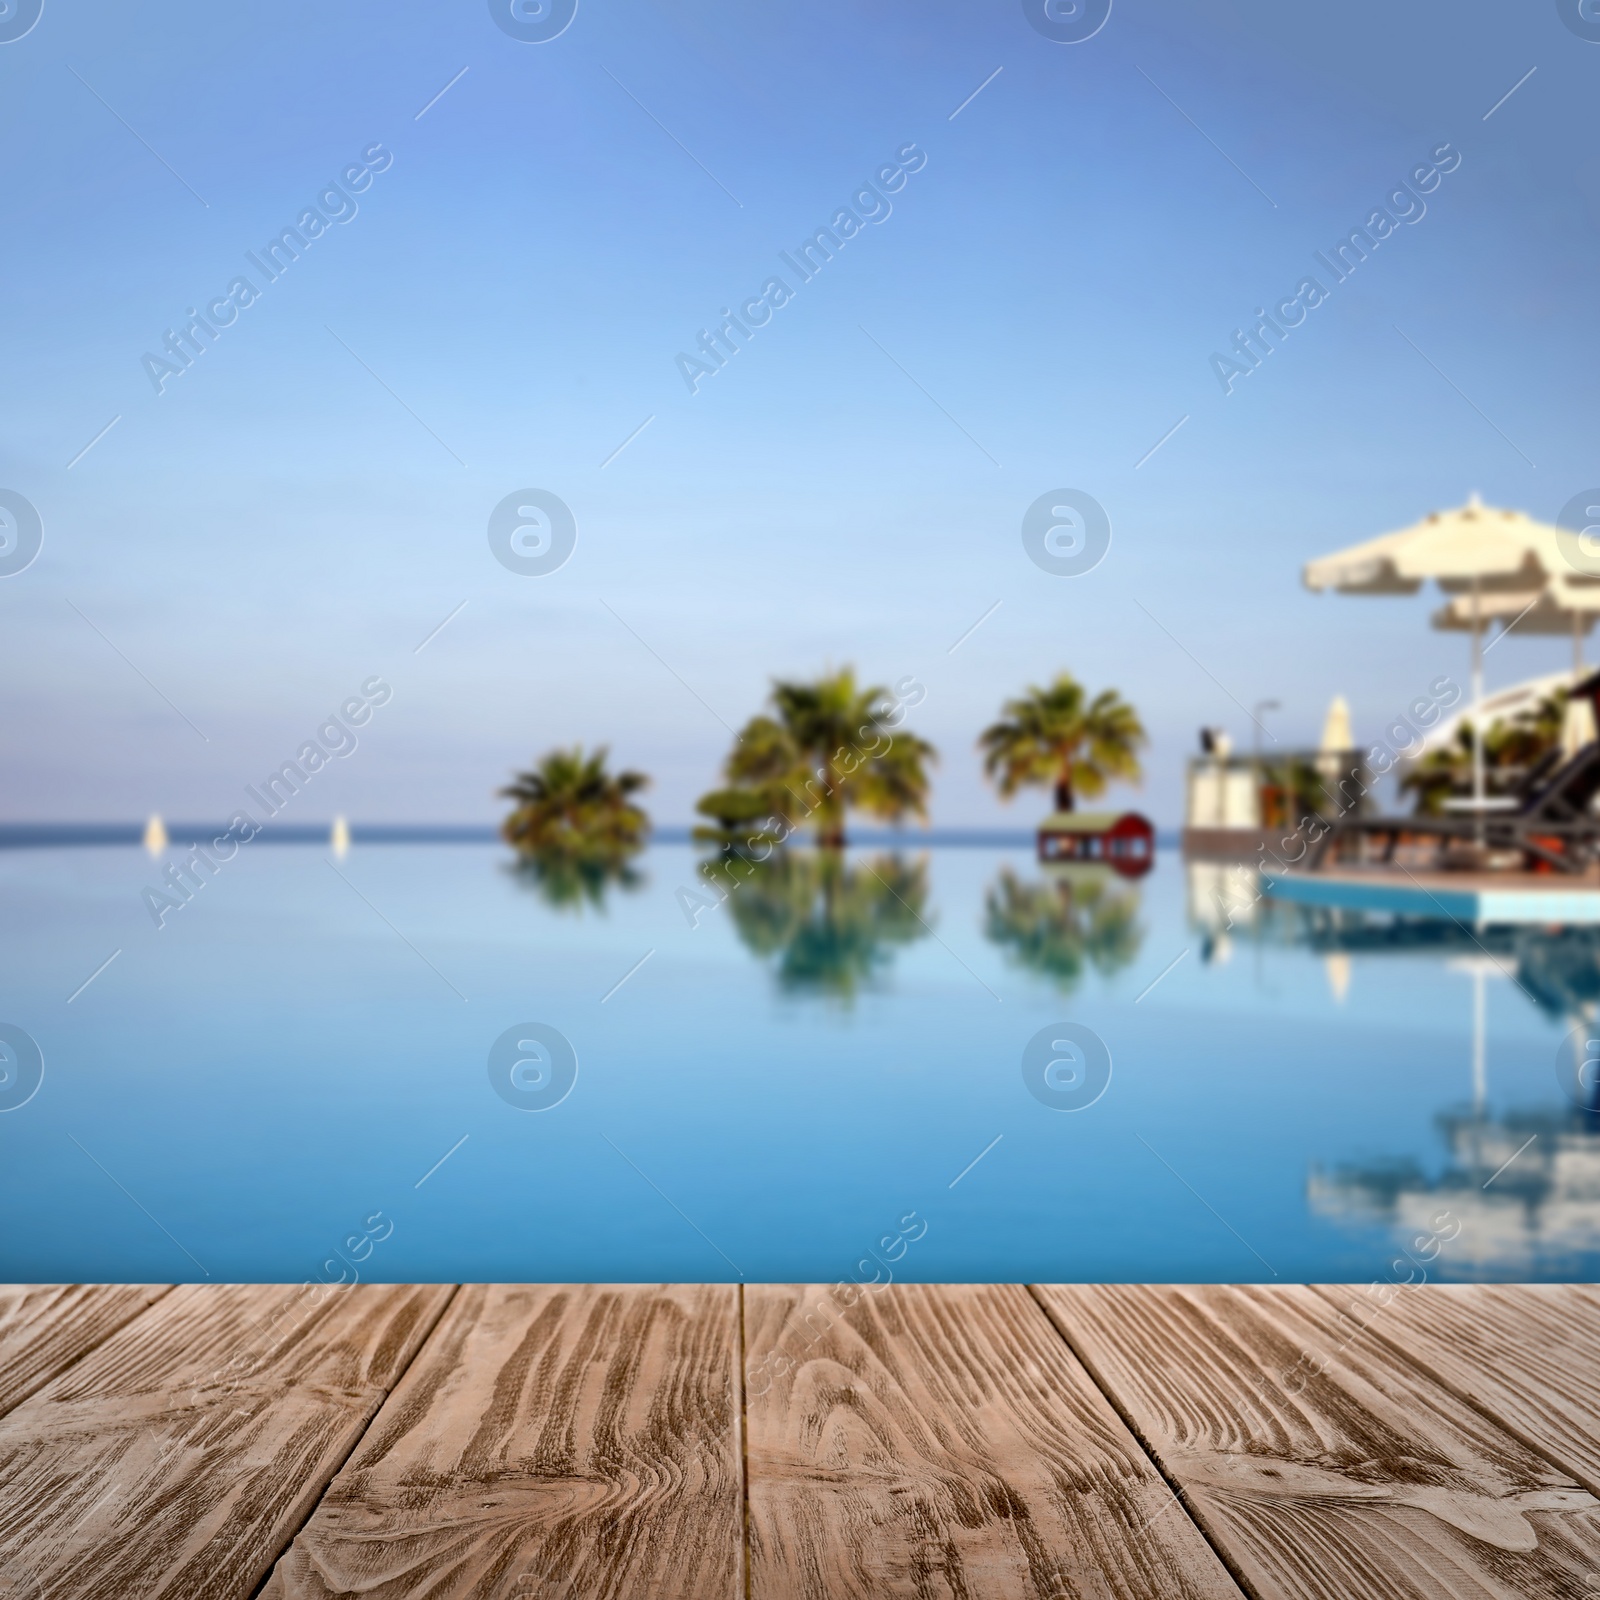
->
[2, 840, 1595, 1284]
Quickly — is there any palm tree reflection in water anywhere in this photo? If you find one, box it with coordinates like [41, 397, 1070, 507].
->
[983, 865, 1145, 993]
[509, 850, 646, 912]
[703, 850, 929, 1000]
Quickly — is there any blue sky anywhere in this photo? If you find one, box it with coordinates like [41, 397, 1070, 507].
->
[3, 0, 1598, 827]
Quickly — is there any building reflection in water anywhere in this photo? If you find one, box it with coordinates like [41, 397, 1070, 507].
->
[983, 862, 1145, 994]
[1187, 857, 1600, 1275]
[1310, 1106, 1600, 1278]
[701, 850, 929, 1001]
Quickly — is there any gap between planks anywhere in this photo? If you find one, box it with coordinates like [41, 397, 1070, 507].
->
[738, 1281, 753, 1600]
[1027, 1282, 1254, 1599]
[0, 1282, 460, 1600]
[262, 1285, 746, 1598]
[246, 1282, 465, 1600]
[1311, 1281, 1600, 1496]
[0, 1283, 175, 1422]
[1035, 1283, 1600, 1600]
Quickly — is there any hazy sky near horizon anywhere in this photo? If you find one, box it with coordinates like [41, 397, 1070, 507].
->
[4, 0, 1599, 827]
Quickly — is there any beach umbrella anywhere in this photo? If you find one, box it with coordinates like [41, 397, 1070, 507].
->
[1312, 695, 1356, 814]
[1303, 495, 1590, 822]
[1432, 577, 1600, 672]
[1319, 695, 1353, 752]
[1434, 580, 1600, 755]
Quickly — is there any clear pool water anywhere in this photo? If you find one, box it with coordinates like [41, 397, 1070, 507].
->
[2, 840, 1596, 1284]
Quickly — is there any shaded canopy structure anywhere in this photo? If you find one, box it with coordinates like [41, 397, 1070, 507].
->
[1304, 495, 1598, 820]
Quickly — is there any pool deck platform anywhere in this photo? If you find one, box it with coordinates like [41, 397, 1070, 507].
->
[1266, 864, 1600, 923]
[1, 1281, 1598, 1597]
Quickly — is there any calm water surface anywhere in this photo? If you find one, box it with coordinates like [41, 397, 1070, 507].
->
[2, 841, 1596, 1283]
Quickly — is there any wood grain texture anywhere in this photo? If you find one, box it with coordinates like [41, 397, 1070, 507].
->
[0, 1281, 453, 1600]
[262, 1283, 743, 1600]
[0, 1284, 170, 1419]
[1038, 1283, 1600, 1600]
[744, 1281, 1244, 1600]
[1315, 1283, 1600, 1499]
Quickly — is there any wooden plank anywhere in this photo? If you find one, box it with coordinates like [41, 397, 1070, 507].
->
[0, 1284, 170, 1419]
[0, 1281, 453, 1600]
[1038, 1283, 1600, 1600]
[744, 1281, 1244, 1600]
[262, 1283, 743, 1600]
[1315, 1283, 1600, 1499]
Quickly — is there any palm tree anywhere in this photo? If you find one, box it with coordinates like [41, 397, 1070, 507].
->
[979, 674, 1145, 811]
[692, 786, 783, 850]
[701, 669, 935, 848]
[500, 746, 649, 860]
[1503, 689, 1568, 766]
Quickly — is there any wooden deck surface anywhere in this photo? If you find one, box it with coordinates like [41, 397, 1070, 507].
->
[0, 1284, 1596, 1598]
